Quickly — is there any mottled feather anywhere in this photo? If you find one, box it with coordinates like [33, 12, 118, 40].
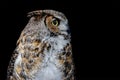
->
[7, 10, 75, 80]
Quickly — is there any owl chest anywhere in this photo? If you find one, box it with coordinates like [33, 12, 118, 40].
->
[13, 36, 68, 79]
[34, 37, 68, 80]
[34, 59, 63, 80]
[34, 51, 63, 80]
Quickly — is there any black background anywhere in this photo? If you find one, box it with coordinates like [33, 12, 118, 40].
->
[112, 0, 120, 8]
[0, 0, 118, 80]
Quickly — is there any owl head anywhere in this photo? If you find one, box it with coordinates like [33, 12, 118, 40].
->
[24, 10, 70, 38]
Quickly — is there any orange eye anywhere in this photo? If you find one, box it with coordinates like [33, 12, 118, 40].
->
[51, 18, 59, 26]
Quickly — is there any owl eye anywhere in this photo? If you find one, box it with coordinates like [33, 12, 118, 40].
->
[51, 18, 59, 26]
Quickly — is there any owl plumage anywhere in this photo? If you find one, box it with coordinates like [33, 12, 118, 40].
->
[7, 10, 75, 80]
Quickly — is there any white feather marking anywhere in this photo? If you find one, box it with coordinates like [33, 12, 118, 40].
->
[14, 53, 22, 66]
[35, 62, 63, 80]
[59, 22, 68, 31]
[53, 35, 69, 51]
[13, 53, 22, 79]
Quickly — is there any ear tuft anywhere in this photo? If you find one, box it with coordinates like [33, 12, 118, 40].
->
[27, 10, 42, 18]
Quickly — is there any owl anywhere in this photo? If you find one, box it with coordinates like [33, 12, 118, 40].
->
[7, 10, 75, 80]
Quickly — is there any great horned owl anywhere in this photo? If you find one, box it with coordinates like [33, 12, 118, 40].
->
[7, 10, 75, 80]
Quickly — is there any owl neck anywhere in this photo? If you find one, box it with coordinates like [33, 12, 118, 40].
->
[43, 34, 70, 54]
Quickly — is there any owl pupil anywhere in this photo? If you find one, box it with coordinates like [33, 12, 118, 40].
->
[53, 20, 57, 25]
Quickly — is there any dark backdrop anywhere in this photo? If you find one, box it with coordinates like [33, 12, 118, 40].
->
[0, 0, 117, 80]
[112, 0, 120, 8]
